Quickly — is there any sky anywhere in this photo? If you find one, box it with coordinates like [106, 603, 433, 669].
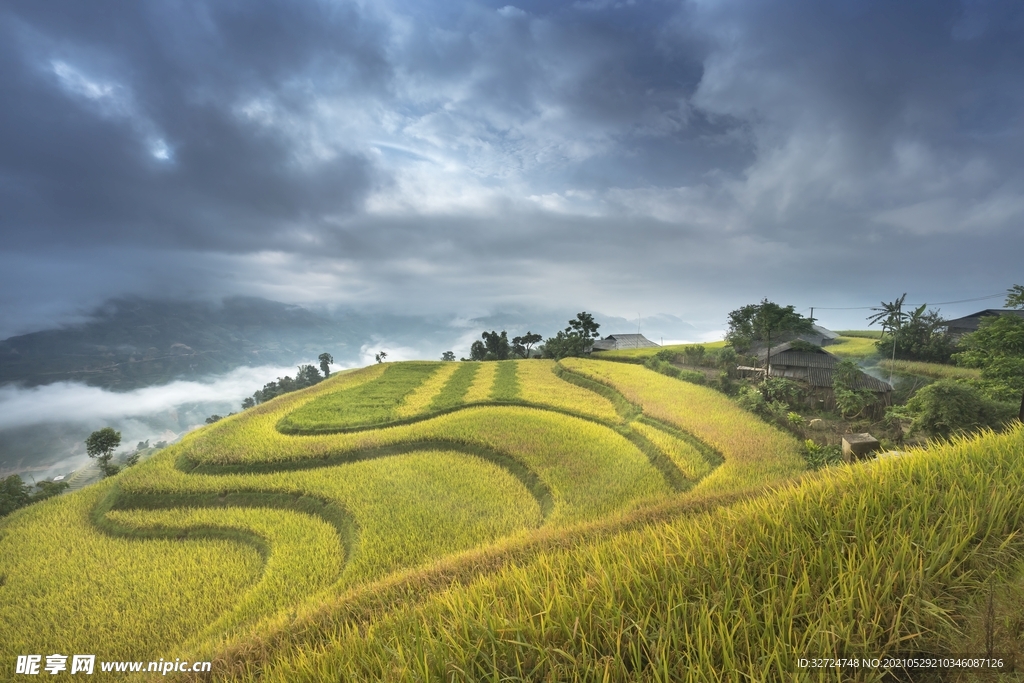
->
[2, 0, 1023, 339]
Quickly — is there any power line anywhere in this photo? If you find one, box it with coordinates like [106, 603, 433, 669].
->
[809, 292, 1005, 312]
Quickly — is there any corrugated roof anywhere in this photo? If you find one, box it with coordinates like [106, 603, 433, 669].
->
[771, 350, 839, 368]
[592, 334, 659, 350]
[758, 343, 892, 392]
[758, 342, 837, 365]
[946, 309, 1024, 331]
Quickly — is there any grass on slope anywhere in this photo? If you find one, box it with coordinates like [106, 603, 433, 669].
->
[561, 358, 805, 493]
[105, 506, 343, 642]
[128, 407, 672, 527]
[396, 362, 460, 418]
[429, 362, 478, 411]
[0, 482, 264, 664]
[2, 360, 728, 679]
[629, 420, 716, 481]
[490, 360, 520, 401]
[231, 425, 1024, 683]
[828, 335, 881, 359]
[878, 359, 982, 380]
[278, 362, 440, 433]
[594, 340, 728, 363]
[516, 360, 622, 423]
[835, 329, 884, 338]
[463, 361, 498, 403]
[118, 449, 545, 594]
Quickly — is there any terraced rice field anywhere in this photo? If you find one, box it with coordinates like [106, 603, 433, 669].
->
[0, 357, 808, 678]
[240, 425, 1024, 683]
[560, 358, 805, 493]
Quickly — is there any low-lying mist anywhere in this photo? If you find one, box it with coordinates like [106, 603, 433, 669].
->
[0, 363, 338, 480]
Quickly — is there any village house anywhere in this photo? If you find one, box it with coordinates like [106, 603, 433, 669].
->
[590, 334, 660, 352]
[944, 309, 1024, 341]
[739, 341, 893, 413]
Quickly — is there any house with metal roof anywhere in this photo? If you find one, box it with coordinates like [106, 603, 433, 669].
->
[800, 324, 841, 347]
[740, 341, 892, 412]
[945, 309, 1024, 340]
[590, 334, 660, 352]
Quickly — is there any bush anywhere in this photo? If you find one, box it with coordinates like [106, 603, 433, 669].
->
[832, 359, 876, 418]
[802, 440, 842, 469]
[642, 357, 705, 385]
[654, 349, 680, 363]
[895, 379, 1016, 439]
[762, 377, 803, 406]
[736, 384, 787, 420]
[683, 345, 706, 366]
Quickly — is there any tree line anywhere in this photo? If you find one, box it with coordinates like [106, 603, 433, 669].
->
[446, 312, 601, 362]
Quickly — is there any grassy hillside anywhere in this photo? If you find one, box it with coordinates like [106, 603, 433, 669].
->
[593, 340, 728, 362]
[835, 329, 884, 339]
[3, 357, 1019, 681]
[828, 334, 881, 359]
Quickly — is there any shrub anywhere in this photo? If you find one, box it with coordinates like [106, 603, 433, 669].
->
[762, 376, 803, 406]
[683, 345, 706, 366]
[896, 379, 1016, 439]
[736, 384, 787, 420]
[803, 439, 842, 469]
[643, 357, 705, 385]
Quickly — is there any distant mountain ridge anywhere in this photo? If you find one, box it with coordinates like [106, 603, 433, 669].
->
[0, 297, 361, 391]
[0, 297, 704, 392]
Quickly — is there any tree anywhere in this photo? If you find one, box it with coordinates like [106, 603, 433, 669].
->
[725, 300, 813, 379]
[1, 474, 70, 519]
[869, 298, 952, 366]
[318, 352, 334, 377]
[296, 364, 322, 388]
[543, 313, 602, 360]
[1006, 284, 1024, 310]
[441, 351, 456, 361]
[481, 330, 511, 360]
[867, 293, 907, 384]
[468, 340, 488, 361]
[542, 330, 586, 359]
[85, 427, 122, 478]
[1, 474, 32, 517]
[512, 332, 543, 359]
[31, 479, 69, 501]
[954, 312, 1024, 418]
[374, 351, 388, 363]
[566, 313, 600, 351]
[241, 396, 256, 410]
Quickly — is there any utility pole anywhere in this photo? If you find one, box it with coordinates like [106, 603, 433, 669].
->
[636, 314, 641, 348]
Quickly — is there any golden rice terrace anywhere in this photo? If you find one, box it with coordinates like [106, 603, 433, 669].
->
[2, 358, 1021, 681]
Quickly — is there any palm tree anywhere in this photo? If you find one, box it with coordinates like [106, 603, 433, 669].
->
[867, 293, 908, 385]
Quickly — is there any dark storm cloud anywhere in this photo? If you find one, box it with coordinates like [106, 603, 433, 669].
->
[1, 0, 1022, 339]
[0, 0, 387, 251]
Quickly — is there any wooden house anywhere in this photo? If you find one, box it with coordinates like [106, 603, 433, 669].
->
[740, 341, 892, 412]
